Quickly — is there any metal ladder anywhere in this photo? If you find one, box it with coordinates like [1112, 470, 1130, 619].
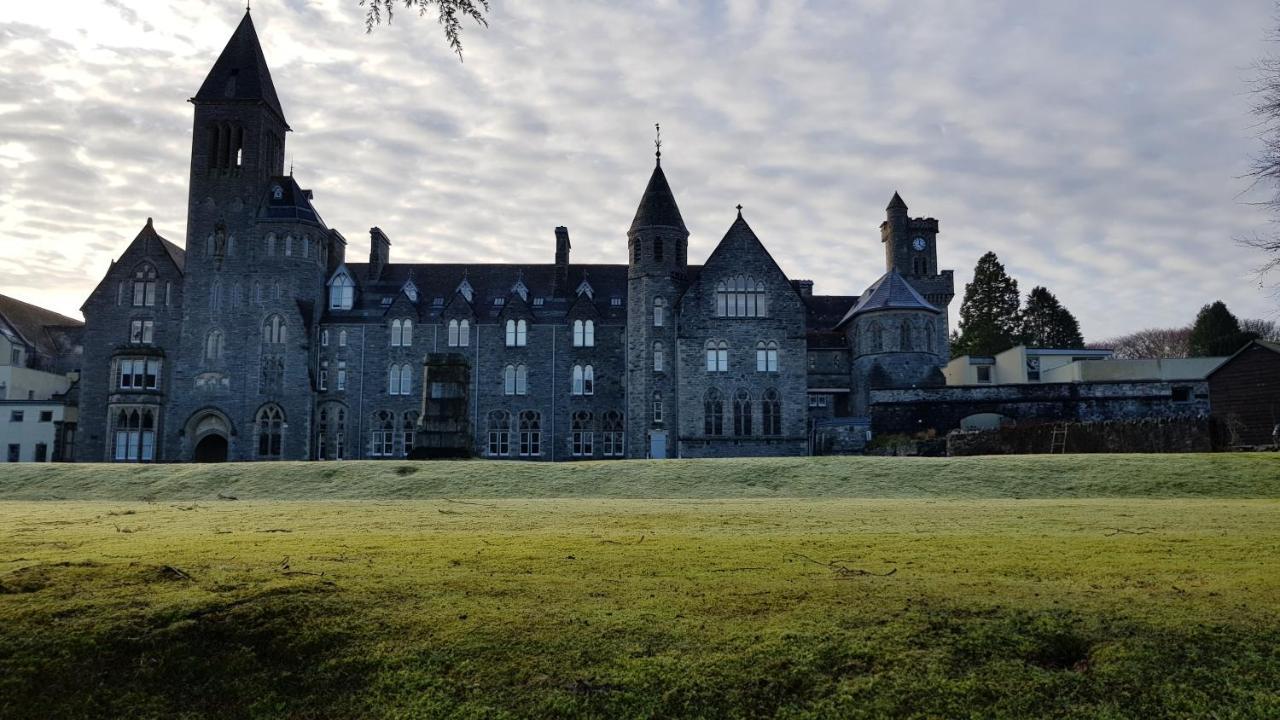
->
[1050, 423, 1068, 454]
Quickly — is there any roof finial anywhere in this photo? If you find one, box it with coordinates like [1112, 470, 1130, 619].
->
[289, 156, 294, 177]
[246, 0, 251, 13]
[654, 123, 662, 166]
[736, 204, 743, 218]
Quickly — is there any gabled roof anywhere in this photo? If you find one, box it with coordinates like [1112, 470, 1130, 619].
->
[192, 11, 288, 128]
[0, 293, 83, 360]
[258, 176, 324, 226]
[695, 212, 798, 302]
[838, 269, 939, 326]
[629, 162, 687, 233]
[1207, 338, 1280, 378]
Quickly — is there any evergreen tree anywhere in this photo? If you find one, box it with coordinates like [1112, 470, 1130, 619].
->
[1019, 286, 1084, 348]
[951, 252, 1021, 358]
[1187, 301, 1259, 356]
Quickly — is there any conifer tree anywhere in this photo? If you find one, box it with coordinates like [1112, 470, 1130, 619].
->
[1019, 286, 1084, 348]
[1187, 301, 1258, 356]
[951, 252, 1021, 358]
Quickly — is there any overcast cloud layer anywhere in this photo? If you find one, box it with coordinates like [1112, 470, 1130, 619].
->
[1, 0, 1277, 338]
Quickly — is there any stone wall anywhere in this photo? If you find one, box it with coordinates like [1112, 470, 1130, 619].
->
[946, 416, 1212, 456]
[870, 380, 1211, 436]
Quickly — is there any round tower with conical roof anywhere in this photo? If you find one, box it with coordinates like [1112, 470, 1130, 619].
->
[625, 150, 689, 458]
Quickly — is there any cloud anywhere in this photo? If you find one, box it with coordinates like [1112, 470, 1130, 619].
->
[0, 0, 1276, 336]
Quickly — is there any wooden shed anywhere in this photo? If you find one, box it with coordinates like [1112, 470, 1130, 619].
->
[1207, 340, 1280, 448]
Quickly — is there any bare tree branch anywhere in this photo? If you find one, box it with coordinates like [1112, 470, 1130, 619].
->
[360, 0, 491, 60]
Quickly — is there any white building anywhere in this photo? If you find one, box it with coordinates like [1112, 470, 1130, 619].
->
[0, 294, 82, 462]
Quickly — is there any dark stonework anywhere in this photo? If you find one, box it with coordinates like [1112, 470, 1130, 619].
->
[76, 11, 956, 463]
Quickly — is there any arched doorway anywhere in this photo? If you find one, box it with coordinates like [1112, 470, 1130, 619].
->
[188, 411, 232, 463]
[194, 434, 229, 463]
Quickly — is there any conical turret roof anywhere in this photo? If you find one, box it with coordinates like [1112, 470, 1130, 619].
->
[629, 163, 686, 233]
[838, 269, 939, 326]
[193, 11, 288, 127]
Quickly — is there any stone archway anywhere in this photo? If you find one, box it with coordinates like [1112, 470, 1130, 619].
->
[188, 411, 232, 463]
[194, 434, 229, 463]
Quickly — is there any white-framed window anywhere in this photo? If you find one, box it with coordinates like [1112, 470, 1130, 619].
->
[112, 408, 156, 463]
[733, 389, 753, 437]
[371, 411, 395, 458]
[572, 364, 594, 396]
[337, 361, 347, 391]
[653, 392, 663, 424]
[488, 410, 511, 457]
[204, 330, 225, 362]
[339, 330, 348, 348]
[571, 411, 594, 457]
[762, 389, 782, 436]
[129, 320, 155, 345]
[573, 319, 595, 348]
[519, 411, 542, 457]
[704, 389, 724, 436]
[653, 342, 665, 372]
[319, 361, 328, 391]
[132, 265, 157, 307]
[715, 276, 767, 317]
[653, 298, 665, 327]
[503, 364, 528, 396]
[505, 319, 527, 347]
[256, 405, 284, 459]
[977, 365, 992, 384]
[391, 320, 403, 347]
[705, 340, 728, 372]
[117, 358, 161, 391]
[448, 319, 470, 347]
[756, 341, 779, 372]
[402, 319, 413, 347]
[602, 411, 624, 457]
[388, 364, 413, 395]
[321, 329, 329, 347]
[401, 412, 417, 457]
[330, 274, 354, 310]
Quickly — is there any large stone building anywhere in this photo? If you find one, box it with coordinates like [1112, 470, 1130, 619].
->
[75, 11, 954, 463]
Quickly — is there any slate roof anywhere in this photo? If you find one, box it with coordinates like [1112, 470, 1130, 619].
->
[258, 176, 324, 226]
[805, 295, 859, 329]
[192, 11, 288, 127]
[629, 162, 687, 232]
[329, 263, 671, 323]
[887, 191, 908, 211]
[0, 293, 83, 361]
[837, 269, 939, 326]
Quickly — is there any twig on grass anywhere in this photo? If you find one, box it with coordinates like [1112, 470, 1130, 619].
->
[787, 553, 898, 578]
[159, 565, 193, 581]
[444, 498, 497, 508]
[257, 528, 293, 533]
[171, 503, 202, 512]
[709, 567, 767, 573]
[1104, 527, 1156, 537]
[217, 493, 238, 501]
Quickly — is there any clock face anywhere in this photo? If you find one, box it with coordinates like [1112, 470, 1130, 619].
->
[912, 237, 927, 251]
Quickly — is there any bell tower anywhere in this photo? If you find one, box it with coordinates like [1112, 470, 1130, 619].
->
[881, 192, 939, 279]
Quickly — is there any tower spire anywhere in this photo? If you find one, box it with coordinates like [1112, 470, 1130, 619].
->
[654, 123, 662, 166]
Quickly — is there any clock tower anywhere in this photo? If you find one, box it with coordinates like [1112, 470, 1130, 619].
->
[881, 192, 939, 278]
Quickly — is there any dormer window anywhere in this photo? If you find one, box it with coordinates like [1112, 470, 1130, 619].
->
[272, 185, 283, 200]
[456, 278, 474, 303]
[511, 279, 529, 302]
[533, 297, 545, 307]
[432, 297, 444, 307]
[402, 279, 419, 303]
[330, 273, 354, 310]
[494, 298, 505, 307]
[576, 279, 594, 300]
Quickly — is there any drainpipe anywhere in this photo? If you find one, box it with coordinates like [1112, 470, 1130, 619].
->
[550, 324, 557, 461]
[357, 325, 366, 460]
[473, 322, 479, 448]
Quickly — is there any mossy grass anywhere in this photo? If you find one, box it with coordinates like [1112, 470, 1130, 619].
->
[1, 456, 1278, 718]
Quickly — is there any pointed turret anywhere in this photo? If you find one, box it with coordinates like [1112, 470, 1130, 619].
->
[629, 163, 687, 233]
[193, 11, 288, 128]
[887, 191, 908, 212]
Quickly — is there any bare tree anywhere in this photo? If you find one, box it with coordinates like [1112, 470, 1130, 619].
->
[1097, 327, 1192, 359]
[360, 0, 490, 59]
[1248, 20, 1280, 297]
[1242, 317, 1280, 341]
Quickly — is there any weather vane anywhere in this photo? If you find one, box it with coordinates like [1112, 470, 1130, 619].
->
[655, 123, 662, 163]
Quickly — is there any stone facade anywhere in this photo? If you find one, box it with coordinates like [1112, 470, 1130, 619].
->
[75, 10, 955, 463]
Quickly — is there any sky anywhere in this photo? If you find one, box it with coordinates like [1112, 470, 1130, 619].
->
[1, 0, 1278, 339]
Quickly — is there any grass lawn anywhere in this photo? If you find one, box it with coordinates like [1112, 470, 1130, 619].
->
[1, 455, 1278, 718]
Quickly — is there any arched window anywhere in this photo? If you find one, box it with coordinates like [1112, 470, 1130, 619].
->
[704, 389, 724, 436]
[335, 408, 347, 460]
[756, 341, 779, 372]
[715, 276, 767, 317]
[504, 365, 517, 396]
[654, 298, 665, 327]
[256, 405, 284, 460]
[705, 340, 728, 372]
[262, 315, 287, 345]
[633, 239, 642, 263]
[519, 411, 541, 457]
[653, 341, 665, 372]
[583, 365, 594, 395]
[583, 320, 594, 347]
[517, 319, 528, 346]
[330, 274, 354, 310]
[733, 389, 753, 437]
[924, 320, 936, 354]
[317, 408, 329, 460]
[516, 364, 527, 395]
[762, 389, 782, 436]
[506, 320, 516, 347]
[321, 329, 329, 347]
[459, 319, 470, 346]
[573, 320, 584, 347]
[602, 411, 624, 457]
[205, 330, 225, 362]
[401, 412, 418, 456]
[390, 320, 402, 347]
[653, 392, 664, 424]
[372, 410, 395, 457]
[488, 410, 511, 456]
[571, 411, 594, 457]
[402, 319, 413, 347]
[572, 365, 591, 395]
[339, 330, 348, 348]
[112, 408, 156, 462]
[654, 236, 664, 262]
[448, 320, 460, 347]
[132, 265, 157, 307]
[868, 321, 883, 353]
[900, 320, 913, 351]
[400, 364, 413, 396]
[389, 365, 402, 395]
[266, 233, 277, 257]
[209, 278, 222, 312]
